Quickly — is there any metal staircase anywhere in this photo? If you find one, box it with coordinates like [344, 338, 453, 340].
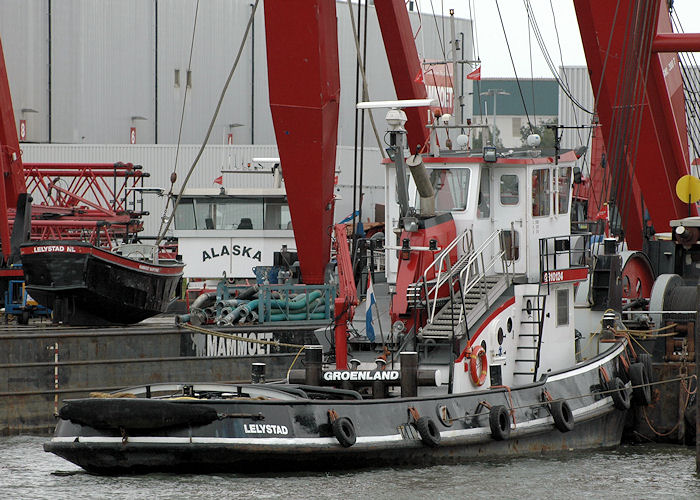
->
[514, 292, 547, 382]
[413, 229, 511, 340]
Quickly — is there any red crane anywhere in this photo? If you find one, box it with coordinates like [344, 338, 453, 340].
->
[263, 0, 431, 285]
[573, 0, 700, 249]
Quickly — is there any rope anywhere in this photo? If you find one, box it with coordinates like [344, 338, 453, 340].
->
[155, 0, 200, 240]
[181, 322, 305, 350]
[156, 0, 260, 245]
[641, 375, 696, 438]
[345, 0, 386, 159]
[447, 374, 697, 423]
[612, 323, 681, 338]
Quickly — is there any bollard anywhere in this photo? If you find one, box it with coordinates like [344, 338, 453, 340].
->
[251, 362, 266, 384]
[305, 345, 323, 386]
[400, 351, 418, 398]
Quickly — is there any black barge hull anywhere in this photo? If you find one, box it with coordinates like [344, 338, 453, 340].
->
[20, 241, 183, 325]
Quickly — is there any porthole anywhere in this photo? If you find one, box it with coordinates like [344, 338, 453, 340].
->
[507, 318, 513, 332]
[437, 405, 453, 427]
[526, 299, 532, 315]
[497, 327, 504, 345]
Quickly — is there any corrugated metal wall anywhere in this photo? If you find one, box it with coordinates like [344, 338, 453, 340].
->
[20, 144, 384, 236]
[0, 0, 49, 142]
[558, 66, 595, 175]
[1, 0, 472, 147]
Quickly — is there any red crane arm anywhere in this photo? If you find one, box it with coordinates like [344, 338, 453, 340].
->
[0, 37, 27, 258]
[574, 0, 697, 248]
[264, 0, 340, 284]
[375, 0, 431, 153]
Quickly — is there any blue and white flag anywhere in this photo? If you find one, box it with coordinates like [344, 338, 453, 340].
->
[366, 273, 376, 342]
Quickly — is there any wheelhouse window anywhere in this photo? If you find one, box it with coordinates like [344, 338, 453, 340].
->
[478, 167, 490, 218]
[532, 168, 550, 217]
[557, 167, 572, 214]
[424, 168, 470, 212]
[172, 196, 290, 230]
[500, 174, 519, 206]
[174, 199, 196, 230]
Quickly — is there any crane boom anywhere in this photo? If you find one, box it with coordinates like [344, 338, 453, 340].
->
[574, 0, 700, 248]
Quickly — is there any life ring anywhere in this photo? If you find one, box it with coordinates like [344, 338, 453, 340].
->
[415, 416, 441, 447]
[332, 417, 356, 447]
[608, 377, 631, 411]
[469, 345, 488, 386]
[629, 362, 651, 406]
[550, 400, 574, 433]
[489, 405, 511, 440]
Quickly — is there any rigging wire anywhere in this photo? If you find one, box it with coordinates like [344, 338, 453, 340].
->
[468, 0, 483, 123]
[523, 0, 593, 115]
[549, 0, 583, 146]
[156, 0, 260, 245]
[671, 9, 700, 166]
[494, 0, 534, 134]
[155, 0, 200, 240]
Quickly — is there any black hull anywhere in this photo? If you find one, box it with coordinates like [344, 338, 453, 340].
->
[21, 241, 183, 325]
[45, 409, 625, 474]
[45, 342, 631, 474]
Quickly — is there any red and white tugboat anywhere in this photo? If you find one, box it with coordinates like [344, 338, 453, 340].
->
[43, 102, 645, 473]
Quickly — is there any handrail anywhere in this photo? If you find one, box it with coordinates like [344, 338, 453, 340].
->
[415, 229, 473, 323]
[454, 229, 511, 325]
[420, 228, 512, 326]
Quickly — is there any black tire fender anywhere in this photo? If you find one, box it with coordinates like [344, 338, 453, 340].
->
[332, 417, 356, 448]
[489, 405, 511, 441]
[415, 416, 441, 447]
[608, 377, 631, 411]
[629, 362, 651, 406]
[550, 400, 574, 433]
[638, 353, 653, 383]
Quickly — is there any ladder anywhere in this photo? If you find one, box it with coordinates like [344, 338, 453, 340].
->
[514, 292, 547, 382]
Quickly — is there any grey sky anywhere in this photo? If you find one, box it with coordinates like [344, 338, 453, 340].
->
[426, 0, 700, 78]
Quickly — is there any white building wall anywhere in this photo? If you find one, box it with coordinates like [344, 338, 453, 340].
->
[0, 0, 49, 143]
[1, 1, 472, 148]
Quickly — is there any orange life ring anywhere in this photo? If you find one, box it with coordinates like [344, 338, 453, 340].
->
[469, 345, 488, 386]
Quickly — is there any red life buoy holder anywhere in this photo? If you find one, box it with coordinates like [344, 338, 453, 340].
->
[469, 345, 488, 386]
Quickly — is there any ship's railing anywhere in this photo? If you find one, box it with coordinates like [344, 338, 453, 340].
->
[454, 229, 511, 324]
[417, 228, 474, 322]
[538, 233, 592, 292]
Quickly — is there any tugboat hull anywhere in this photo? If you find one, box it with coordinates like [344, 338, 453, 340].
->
[20, 241, 183, 325]
[45, 342, 631, 474]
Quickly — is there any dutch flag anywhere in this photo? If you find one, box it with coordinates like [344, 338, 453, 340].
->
[366, 273, 376, 342]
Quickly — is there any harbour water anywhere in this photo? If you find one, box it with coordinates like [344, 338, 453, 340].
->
[0, 436, 697, 499]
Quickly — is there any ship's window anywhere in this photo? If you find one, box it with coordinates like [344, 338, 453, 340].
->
[557, 167, 572, 214]
[532, 168, 550, 217]
[500, 174, 519, 205]
[174, 199, 196, 229]
[424, 168, 470, 212]
[556, 288, 569, 326]
[264, 202, 292, 230]
[501, 230, 519, 261]
[477, 167, 490, 218]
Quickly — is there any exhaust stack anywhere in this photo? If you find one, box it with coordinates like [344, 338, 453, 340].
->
[406, 153, 435, 216]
